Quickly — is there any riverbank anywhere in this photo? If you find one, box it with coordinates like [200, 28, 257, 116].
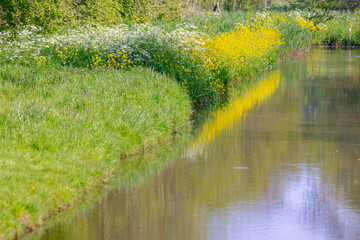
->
[1, 7, 359, 239]
[0, 64, 191, 239]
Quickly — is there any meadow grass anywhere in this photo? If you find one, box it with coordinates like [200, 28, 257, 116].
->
[29, 132, 191, 240]
[314, 9, 360, 46]
[0, 63, 191, 239]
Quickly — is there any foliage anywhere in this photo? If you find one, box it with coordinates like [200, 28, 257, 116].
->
[0, 0, 181, 32]
[182, 0, 271, 12]
[308, 0, 360, 10]
[275, 0, 360, 11]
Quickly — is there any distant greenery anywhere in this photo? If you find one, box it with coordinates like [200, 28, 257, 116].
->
[287, 0, 360, 11]
[185, 0, 360, 12]
[0, 0, 181, 31]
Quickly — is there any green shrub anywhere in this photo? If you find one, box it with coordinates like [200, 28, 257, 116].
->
[0, 0, 181, 32]
[0, 0, 76, 31]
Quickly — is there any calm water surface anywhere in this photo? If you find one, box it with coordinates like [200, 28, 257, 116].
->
[41, 48, 360, 240]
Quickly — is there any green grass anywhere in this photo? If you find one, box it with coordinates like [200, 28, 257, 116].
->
[0, 64, 191, 239]
[314, 10, 360, 46]
[29, 131, 190, 239]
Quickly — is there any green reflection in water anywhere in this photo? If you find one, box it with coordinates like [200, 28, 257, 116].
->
[40, 48, 360, 240]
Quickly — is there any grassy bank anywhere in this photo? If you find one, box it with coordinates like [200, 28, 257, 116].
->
[0, 64, 191, 239]
[1, 6, 360, 239]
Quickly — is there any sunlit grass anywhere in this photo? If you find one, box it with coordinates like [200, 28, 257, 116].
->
[0, 64, 191, 239]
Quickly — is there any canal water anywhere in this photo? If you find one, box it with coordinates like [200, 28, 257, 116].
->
[40, 48, 360, 240]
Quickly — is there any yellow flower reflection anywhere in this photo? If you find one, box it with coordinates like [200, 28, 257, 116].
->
[190, 70, 282, 152]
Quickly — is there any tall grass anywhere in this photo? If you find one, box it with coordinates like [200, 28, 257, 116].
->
[0, 64, 191, 239]
[314, 10, 360, 45]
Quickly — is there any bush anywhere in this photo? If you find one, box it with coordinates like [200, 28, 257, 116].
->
[0, 0, 77, 31]
[0, 0, 181, 32]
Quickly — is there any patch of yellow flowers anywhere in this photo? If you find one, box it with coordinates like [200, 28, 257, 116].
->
[178, 16, 283, 90]
[36, 56, 47, 67]
[354, 8, 360, 28]
[205, 22, 282, 78]
[295, 16, 316, 31]
[55, 45, 135, 70]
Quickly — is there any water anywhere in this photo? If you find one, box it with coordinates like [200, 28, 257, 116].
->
[40, 48, 360, 240]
